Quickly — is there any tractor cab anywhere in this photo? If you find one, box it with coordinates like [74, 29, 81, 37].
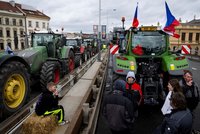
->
[31, 31, 64, 58]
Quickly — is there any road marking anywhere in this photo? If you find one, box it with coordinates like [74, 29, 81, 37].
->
[191, 67, 197, 70]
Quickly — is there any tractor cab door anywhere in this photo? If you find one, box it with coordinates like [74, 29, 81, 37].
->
[47, 41, 56, 57]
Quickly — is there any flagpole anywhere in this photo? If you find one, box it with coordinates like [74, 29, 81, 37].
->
[98, 0, 101, 61]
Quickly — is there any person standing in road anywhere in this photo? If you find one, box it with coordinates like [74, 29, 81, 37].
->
[35, 82, 68, 125]
[161, 79, 182, 115]
[179, 70, 199, 112]
[154, 92, 193, 134]
[102, 79, 135, 134]
[126, 71, 143, 111]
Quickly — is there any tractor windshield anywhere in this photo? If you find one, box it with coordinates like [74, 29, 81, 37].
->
[66, 39, 78, 46]
[131, 31, 166, 56]
[32, 33, 54, 47]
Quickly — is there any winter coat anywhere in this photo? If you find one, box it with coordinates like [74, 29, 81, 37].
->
[179, 79, 200, 111]
[154, 108, 192, 134]
[35, 90, 59, 115]
[102, 90, 135, 131]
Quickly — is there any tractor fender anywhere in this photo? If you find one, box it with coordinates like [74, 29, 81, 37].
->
[0, 55, 30, 72]
[61, 46, 74, 59]
[162, 55, 189, 76]
[113, 54, 137, 76]
[80, 46, 85, 54]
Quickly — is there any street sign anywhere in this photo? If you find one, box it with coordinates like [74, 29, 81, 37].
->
[181, 45, 191, 54]
[110, 45, 119, 55]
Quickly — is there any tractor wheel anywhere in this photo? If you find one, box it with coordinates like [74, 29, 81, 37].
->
[0, 61, 30, 118]
[40, 61, 62, 90]
[75, 54, 82, 68]
[68, 51, 75, 72]
[82, 52, 87, 62]
[87, 51, 91, 60]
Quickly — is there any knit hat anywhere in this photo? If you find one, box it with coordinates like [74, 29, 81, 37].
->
[126, 71, 135, 80]
[114, 79, 126, 91]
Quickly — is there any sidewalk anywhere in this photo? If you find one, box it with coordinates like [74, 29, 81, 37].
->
[185, 54, 200, 61]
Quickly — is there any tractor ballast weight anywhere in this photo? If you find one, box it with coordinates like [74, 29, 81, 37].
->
[113, 26, 189, 105]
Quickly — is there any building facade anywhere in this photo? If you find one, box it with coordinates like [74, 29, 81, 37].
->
[0, 0, 50, 51]
[0, 0, 25, 51]
[169, 19, 200, 55]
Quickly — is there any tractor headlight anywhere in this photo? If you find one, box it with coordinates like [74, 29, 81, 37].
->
[170, 64, 175, 70]
[130, 61, 135, 70]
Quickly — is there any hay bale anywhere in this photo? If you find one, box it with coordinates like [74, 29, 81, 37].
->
[21, 113, 58, 134]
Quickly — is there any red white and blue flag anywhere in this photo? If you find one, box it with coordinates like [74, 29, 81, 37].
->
[163, 1, 180, 38]
[132, 4, 139, 28]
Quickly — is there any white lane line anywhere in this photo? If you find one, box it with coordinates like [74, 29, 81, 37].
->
[191, 67, 197, 70]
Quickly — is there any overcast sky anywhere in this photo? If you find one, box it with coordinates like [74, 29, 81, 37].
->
[8, 0, 200, 33]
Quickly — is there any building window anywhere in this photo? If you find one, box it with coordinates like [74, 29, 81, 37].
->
[189, 33, 193, 43]
[28, 21, 32, 27]
[181, 32, 186, 42]
[42, 22, 45, 28]
[47, 23, 49, 29]
[14, 41, 18, 49]
[0, 18, 2, 25]
[5, 18, 9, 25]
[14, 30, 17, 37]
[20, 30, 24, 37]
[196, 33, 199, 43]
[0, 43, 4, 50]
[13, 19, 16, 26]
[36, 22, 39, 28]
[6, 30, 10, 37]
[21, 42, 25, 49]
[0, 29, 3, 37]
[19, 19, 23, 26]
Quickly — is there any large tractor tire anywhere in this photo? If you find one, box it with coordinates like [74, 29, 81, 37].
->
[82, 52, 88, 63]
[40, 61, 62, 90]
[0, 61, 30, 118]
[87, 51, 91, 60]
[68, 50, 75, 72]
[75, 54, 82, 68]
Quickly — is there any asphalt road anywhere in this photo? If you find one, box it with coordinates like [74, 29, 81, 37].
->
[96, 58, 200, 134]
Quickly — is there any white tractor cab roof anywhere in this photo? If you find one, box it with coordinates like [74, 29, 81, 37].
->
[33, 30, 62, 35]
[66, 36, 82, 40]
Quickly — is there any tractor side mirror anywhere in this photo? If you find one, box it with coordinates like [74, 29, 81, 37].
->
[60, 37, 66, 47]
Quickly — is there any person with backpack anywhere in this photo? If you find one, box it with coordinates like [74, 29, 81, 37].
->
[179, 70, 199, 112]
[35, 82, 68, 125]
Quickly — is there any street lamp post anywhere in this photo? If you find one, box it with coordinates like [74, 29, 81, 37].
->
[121, 17, 125, 29]
[98, 0, 101, 61]
[106, 9, 116, 39]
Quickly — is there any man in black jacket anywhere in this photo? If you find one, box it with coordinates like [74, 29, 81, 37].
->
[179, 70, 199, 112]
[102, 80, 135, 134]
[35, 82, 67, 125]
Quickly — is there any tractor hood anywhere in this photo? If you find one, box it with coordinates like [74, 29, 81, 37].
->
[17, 47, 48, 73]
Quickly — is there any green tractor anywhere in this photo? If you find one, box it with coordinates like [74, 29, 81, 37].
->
[113, 26, 190, 105]
[0, 31, 75, 117]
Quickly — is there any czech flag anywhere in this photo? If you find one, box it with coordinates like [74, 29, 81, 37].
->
[163, 1, 180, 38]
[132, 4, 139, 28]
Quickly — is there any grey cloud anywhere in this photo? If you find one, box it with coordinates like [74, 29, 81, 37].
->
[12, 0, 200, 32]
